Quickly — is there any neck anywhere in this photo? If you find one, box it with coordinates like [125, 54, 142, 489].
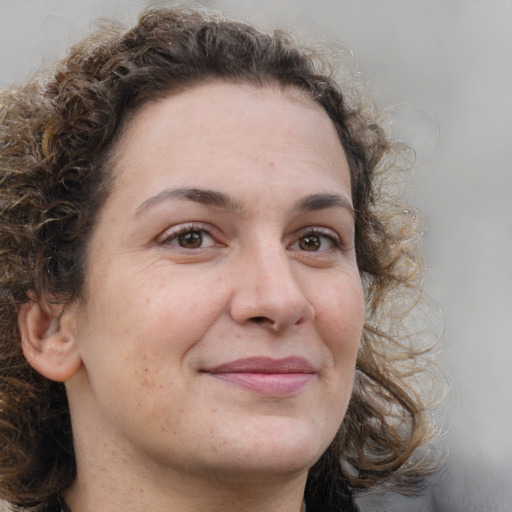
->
[64, 422, 308, 512]
[64, 465, 307, 512]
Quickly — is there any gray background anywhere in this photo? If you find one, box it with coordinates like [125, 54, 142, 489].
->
[1, 1, 511, 510]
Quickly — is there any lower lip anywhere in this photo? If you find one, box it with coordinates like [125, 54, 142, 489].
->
[209, 372, 314, 396]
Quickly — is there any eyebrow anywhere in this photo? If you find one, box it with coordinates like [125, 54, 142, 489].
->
[135, 188, 353, 217]
[295, 193, 354, 217]
[135, 187, 242, 216]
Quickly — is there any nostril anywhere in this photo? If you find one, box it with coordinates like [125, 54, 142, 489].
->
[248, 316, 280, 333]
[250, 316, 271, 325]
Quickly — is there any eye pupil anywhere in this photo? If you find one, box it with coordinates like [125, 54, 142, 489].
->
[178, 231, 203, 248]
[299, 235, 321, 251]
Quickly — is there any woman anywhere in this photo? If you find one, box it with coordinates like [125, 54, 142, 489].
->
[0, 7, 438, 512]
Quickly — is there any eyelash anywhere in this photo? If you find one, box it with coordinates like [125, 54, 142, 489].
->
[158, 222, 220, 250]
[290, 228, 344, 253]
[158, 223, 344, 253]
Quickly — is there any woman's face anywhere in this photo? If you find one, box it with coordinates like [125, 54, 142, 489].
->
[65, 82, 365, 482]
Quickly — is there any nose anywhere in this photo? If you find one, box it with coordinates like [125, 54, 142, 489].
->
[228, 246, 315, 332]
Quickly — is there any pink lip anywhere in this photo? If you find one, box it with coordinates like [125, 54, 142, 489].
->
[203, 357, 316, 397]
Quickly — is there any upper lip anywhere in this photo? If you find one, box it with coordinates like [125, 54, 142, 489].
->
[203, 356, 316, 374]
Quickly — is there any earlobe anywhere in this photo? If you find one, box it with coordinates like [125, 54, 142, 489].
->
[18, 298, 82, 382]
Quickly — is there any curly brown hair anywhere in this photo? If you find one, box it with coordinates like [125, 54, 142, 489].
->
[0, 6, 440, 511]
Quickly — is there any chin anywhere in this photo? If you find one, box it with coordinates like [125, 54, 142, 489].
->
[207, 417, 335, 478]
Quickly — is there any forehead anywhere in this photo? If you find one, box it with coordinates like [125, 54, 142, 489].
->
[109, 81, 351, 202]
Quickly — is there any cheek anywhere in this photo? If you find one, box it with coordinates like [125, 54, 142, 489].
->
[77, 270, 227, 375]
[317, 275, 365, 354]
[307, 277, 364, 444]
[71, 277, 215, 427]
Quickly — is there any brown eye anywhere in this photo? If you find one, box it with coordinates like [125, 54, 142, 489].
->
[163, 226, 217, 250]
[178, 230, 203, 248]
[290, 230, 339, 253]
[298, 235, 321, 251]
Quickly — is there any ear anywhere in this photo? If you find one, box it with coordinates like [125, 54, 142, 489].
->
[18, 297, 82, 382]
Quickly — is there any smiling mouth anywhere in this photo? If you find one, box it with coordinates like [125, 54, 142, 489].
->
[203, 356, 316, 397]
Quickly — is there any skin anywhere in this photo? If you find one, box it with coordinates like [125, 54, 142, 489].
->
[20, 82, 365, 511]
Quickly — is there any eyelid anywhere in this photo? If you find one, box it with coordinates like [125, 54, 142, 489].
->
[157, 222, 221, 247]
[292, 227, 344, 248]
